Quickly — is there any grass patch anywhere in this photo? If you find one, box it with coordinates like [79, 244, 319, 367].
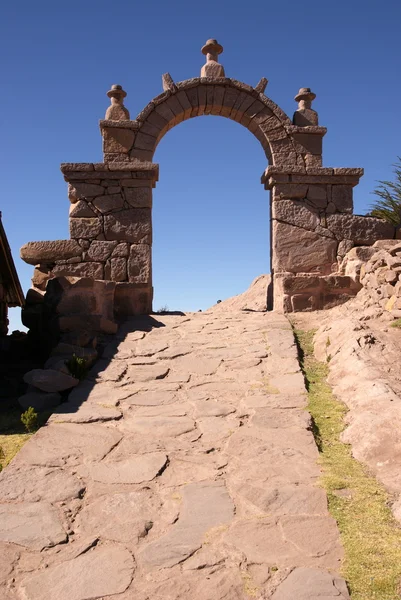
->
[293, 327, 401, 600]
[391, 319, 401, 329]
[0, 405, 51, 470]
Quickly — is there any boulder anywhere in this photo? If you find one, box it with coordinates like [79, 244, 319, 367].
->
[20, 240, 82, 265]
[18, 392, 61, 411]
[24, 369, 79, 393]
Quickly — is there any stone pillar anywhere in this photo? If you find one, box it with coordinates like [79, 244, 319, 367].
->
[262, 166, 395, 311]
[200, 39, 225, 78]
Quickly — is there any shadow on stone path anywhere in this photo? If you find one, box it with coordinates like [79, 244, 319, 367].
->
[0, 311, 349, 599]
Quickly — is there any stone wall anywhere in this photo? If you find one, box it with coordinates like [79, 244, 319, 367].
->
[21, 162, 158, 318]
[263, 166, 396, 311]
[339, 240, 401, 319]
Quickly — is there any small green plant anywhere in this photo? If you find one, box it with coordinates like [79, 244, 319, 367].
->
[66, 354, 88, 380]
[326, 353, 332, 363]
[0, 446, 4, 472]
[391, 319, 401, 329]
[156, 305, 169, 314]
[21, 407, 38, 433]
[326, 336, 331, 347]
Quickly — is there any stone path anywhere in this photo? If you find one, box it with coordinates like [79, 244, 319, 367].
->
[0, 311, 349, 599]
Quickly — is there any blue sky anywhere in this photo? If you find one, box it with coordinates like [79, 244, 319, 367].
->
[2, 0, 401, 329]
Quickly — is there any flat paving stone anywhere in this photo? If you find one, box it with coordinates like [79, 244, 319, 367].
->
[76, 489, 160, 544]
[138, 481, 234, 568]
[12, 423, 122, 468]
[0, 502, 66, 550]
[18, 544, 134, 600]
[80, 452, 168, 484]
[0, 467, 84, 503]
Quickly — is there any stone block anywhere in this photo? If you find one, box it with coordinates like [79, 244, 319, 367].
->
[32, 266, 51, 291]
[291, 294, 319, 312]
[104, 209, 152, 244]
[68, 183, 105, 201]
[92, 193, 124, 214]
[305, 154, 323, 168]
[58, 315, 118, 335]
[293, 133, 322, 155]
[86, 241, 118, 262]
[326, 215, 395, 244]
[272, 200, 319, 231]
[331, 185, 353, 212]
[21, 240, 82, 265]
[306, 185, 327, 203]
[52, 262, 104, 280]
[282, 275, 321, 294]
[24, 369, 79, 393]
[272, 222, 338, 273]
[130, 148, 154, 162]
[128, 244, 151, 284]
[102, 128, 135, 154]
[272, 184, 308, 200]
[293, 108, 319, 127]
[69, 201, 96, 218]
[111, 242, 129, 257]
[134, 132, 157, 152]
[56, 278, 115, 320]
[124, 187, 152, 208]
[114, 283, 152, 316]
[110, 257, 127, 281]
[70, 218, 103, 240]
[18, 392, 61, 412]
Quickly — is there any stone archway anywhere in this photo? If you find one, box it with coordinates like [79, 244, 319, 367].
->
[20, 39, 395, 321]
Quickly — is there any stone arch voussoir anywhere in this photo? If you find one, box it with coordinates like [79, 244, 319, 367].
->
[130, 78, 299, 167]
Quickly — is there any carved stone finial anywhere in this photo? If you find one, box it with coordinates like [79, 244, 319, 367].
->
[162, 73, 177, 92]
[200, 39, 225, 78]
[105, 84, 130, 121]
[255, 77, 268, 94]
[293, 87, 318, 126]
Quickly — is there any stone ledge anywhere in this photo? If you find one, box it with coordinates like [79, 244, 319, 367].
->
[20, 240, 82, 266]
[99, 120, 140, 131]
[285, 125, 327, 136]
[262, 166, 364, 187]
[61, 162, 158, 173]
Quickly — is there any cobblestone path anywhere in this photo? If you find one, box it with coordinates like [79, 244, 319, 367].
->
[0, 311, 349, 599]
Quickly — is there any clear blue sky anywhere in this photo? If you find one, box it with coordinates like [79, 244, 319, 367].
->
[2, 0, 401, 329]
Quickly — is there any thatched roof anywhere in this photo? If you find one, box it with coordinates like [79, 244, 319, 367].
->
[0, 212, 24, 307]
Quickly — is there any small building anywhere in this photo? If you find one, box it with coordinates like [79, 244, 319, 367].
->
[0, 212, 24, 335]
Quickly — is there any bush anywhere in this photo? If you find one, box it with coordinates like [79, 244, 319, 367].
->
[369, 158, 401, 229]
[66, 354, 88, 380]
[21, 407, 38, 433]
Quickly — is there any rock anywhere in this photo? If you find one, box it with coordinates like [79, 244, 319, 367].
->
[272, 222, 338, 272]
[69, 217, 103, 240]
[85, 240, 118, 261]
[327, 214, 395, 244]
[13, 423, 122, 467]
[124, 187, 152, 208]
[92, 193, 124, 214]
[273, 200, 319, 230]
[104, 209, 152, 243]
[0, 502, 66, 550]
[17, 391, 61, 411]
[69, 200, 96, 218]
[128, 244, 151, 283]
[126, 414, 195, 437]
[209, 274, 270, 312]
[126, 364, 170, 382]
[49, 402, 122, 423]
[272, 567, 349, 599]
[80, 452, 168, 484]
[0, 467, 84, 503]
[20, 240, 82, 265]
[69, 182, 105, 200]
[23, 369, 79, 393]
[139, 481, 234, 568]
[18, 545, 134, 600]
[76, 489, 160, 544]
[224, 515, 343, 568]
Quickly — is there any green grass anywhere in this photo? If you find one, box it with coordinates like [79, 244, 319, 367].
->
[294, 327, 401, 600]
[0, 406, 51, 470]
[391, 319, 401, 329]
